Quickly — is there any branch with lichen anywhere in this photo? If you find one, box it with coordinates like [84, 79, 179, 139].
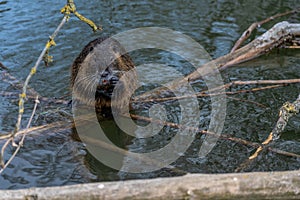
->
[61, 0, 102, 32]
[235, 94, 300, 172]
[12, 18, 62, 140]
[0, 0, 101, 173]
[11, 0, 101, 139]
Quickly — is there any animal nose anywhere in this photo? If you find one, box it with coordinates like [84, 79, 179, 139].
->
[101, 70, 109, 78]
[99, 71, 110, 86]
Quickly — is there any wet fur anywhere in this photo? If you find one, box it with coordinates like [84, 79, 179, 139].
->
[71, 37, 136, 117]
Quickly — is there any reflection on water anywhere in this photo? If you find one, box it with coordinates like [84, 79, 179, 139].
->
[0, 0, 299, 189]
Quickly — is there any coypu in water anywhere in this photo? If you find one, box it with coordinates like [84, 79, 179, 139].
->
[71, 37, 136, 118]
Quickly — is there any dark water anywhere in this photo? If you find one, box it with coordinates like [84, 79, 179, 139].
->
[0, 0, 299, 189]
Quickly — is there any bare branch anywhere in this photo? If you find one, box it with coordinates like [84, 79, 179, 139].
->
[0, 96, 39, 174]
[231, 8, 300, 52]
[134, 22, 300, 102]
[132, 78, 300, 104]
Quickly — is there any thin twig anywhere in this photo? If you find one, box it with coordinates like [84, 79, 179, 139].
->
[0, 121, 73, 141]
[72, 112, 299, 174]
[226, 96, 267, 108]
[0, 138, 11, 167]
[132, 79, 300, 104]
[268, 147, 300, 158]
[0, 96, 39, 173]
[0, 91, 69, 105]
[127, 114, 299, 159]
[222, 84, 284, 96]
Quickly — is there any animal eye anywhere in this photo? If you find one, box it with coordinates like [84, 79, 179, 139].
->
[89, 46, 94, 52]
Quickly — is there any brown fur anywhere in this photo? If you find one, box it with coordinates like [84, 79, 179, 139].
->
[71, 37, 136, 117]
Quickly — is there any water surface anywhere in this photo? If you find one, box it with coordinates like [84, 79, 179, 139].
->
[0, 0, 299, 189]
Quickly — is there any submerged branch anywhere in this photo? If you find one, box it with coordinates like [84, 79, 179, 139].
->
[134, 22, 300, 101]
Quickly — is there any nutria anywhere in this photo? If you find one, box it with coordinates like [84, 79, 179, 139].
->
[71, 37, 136, 117]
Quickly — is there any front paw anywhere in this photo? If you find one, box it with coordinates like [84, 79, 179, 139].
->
[109, 76, 119, 86]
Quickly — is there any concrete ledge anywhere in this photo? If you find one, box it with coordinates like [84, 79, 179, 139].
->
[0, 170, 299, 200]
